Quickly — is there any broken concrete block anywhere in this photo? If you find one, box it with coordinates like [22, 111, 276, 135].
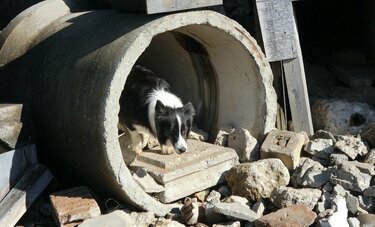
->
[226, 159, 290, 201]
[304, 138, 334, 160]
[347, 217, 360, 227]
[129, 211, 155, 227]
[251, 200, 265, 217]
[205, 190, 226, 224]
[312, 99, 375, 135]
[330, 153, 349, 165]
[260, 129, 305, 170]
[189, 127, 208, 142]
[330, 163, 371, 192]
[213, 221, 241, 227]
[207, 190, 221, 204]
[0, 104, 23, 122]
[364, 148, 375, 164]
[357, 214, 375, 227]
[49, 186, 101, 226]
[345, 193, 360, 215]
[335, 135, 368, 159]
[214, 128, 234, 147]
[79, 210, 134, 227]
[361, 123, 375, 148]
[342, 161, 375, 176]
[213, 202, 258, 222]
[131, 140, 238, 203]
[317, 197, 349, 227]
[223, 195, 251, 207]
[154, 218, 185, 227]
[312, 130, 336, 143]
[181, 197, 199, 225]
[270, 186, 322, 210]
[132, 168, 165, 193]
[255, 204, 316, 227]
[291, 158, 332, 188]
[363, 186, 375, 197]
[194, 189, 210, 203]
[228, 128, 259, 162]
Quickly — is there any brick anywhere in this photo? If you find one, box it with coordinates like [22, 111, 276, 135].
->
[260, 129, 305, 170]
[255, 205, 316, 227]
[49, 186, 101, 226]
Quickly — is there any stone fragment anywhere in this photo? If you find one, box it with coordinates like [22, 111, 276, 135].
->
[154, 218, 185, 227]
[181, 197, 199, 225]
[304, 138, 334, 159]
[312, 99, 375, 135]
[335, 135, 368, 159]
[363, 186, 375, 197]
[0, 121, 22, 149]
[189, 127, 208, 142]
[364, 148, 375, 165]
[291, 158, 331, 188]
[132, 168, 165, 193]
[330, 153, 349, 165]
[49, 186, 101, 226]
[214, 128, 234, 147]
[207, 190, 221, 204]
[255, 204, 316, 227]
[357, 214, 375, 227]
[270, 186, 322, 210]
[252, 200, 265, 217]
[213, 202, 258, 221]
[361, 123, 375, 148]
[228, 128, 259, 162]
[330, 163, 371, 192]
[131, 140, 238, 203]
[342, 161, 375, 175]
[0, 104, 23, 122]
[347, 217, 360, 227]
[129, 211, 155, 227]
[260, 129, 305, 170]
[205, 190, 225, 224]
[223, 195, 251, 207]
[318, 197, 349, 227]
[345, 193, 360, 215]
[312, 130, 336, 143]
[79, 210, 134, 227]
[226, 159, 290, 201]
[194, 189, 210, 203]
[213, 221, 241, 227]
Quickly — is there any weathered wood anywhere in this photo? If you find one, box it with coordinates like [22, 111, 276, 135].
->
[255, 0, 297, 62]
[0, 164, 53, 227]
[0, 144, 36, 201]
[146, 0, 222, 14]
[282, 10, 314, 135]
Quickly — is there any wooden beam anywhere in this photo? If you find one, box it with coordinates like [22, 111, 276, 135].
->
[0, 164, 53, 227]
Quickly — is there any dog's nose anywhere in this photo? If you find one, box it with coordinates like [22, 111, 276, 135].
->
[178, 147, 186, 153]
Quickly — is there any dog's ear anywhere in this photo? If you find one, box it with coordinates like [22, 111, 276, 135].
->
[155, 100, 168, 116]
[182, 102, 195, 116]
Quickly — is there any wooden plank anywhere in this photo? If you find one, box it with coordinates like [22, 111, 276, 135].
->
[0, 145, 36, 201]
[255, 0, 297, 62]
[282, 10, 314, 135]
[146, 0, 223, 14]
[0, 164, 53, 227]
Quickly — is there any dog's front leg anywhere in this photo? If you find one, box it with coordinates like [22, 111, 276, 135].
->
[128, 129, 143, 155]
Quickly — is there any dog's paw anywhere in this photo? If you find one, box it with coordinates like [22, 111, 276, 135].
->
[161, 146, 175, 155]
[131, 143, 143, 155]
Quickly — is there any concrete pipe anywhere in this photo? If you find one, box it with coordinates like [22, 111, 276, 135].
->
[0, 0, 276, 216]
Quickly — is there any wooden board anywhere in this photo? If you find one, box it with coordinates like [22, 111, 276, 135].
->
[0, 164, 53, 227]
[146, 0, 223, 14]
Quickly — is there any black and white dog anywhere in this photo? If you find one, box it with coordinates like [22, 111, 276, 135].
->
[119, 65, 195, 155]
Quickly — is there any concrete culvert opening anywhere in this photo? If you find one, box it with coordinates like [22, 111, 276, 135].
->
[0, 5, 276, 216]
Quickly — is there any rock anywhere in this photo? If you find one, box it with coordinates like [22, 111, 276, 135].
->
[214, 128, 234, 147]
[347, 217, 360, 227]
[228, 128, 259, 162]
[270, 186, 322, 210]
[317, 197, 349, 227]
[154, 218, 185, 227]
[226, 159, 290, 201]
[194, 189, 210, 203]
[213, 202, 258, 221]
[255, 204, 316, 227]
[223, 195, 251, 207]
[79, 210, 134, 227]
[205, 190, 225, 224]
[330, 163, 371, 192]
[331, 64, 375, 90]
[357, 214, 375, 227]
[218, 184, 232, 198]
[361, 123, 375, 148]
[213, 221, 241, 227]
[345, 193, 360, 215]
[330, 153, 349, 165]
[312, 99, 375, 135]
[260, 129, 305, 170]
[207, 190, 221, 204]
[129, 211, 155, 227]
[342, 161, 375, 175]
[181, 197, 199, 225]
[291, 158, 331, 188]
[49, 186, 101, 226]
[335, 135, 368, 159]
[312, 130, 336, 143]
[0, 121, 23, 150]
[304, 139, 334, 160]
[358, 196, 375, 213]
[132, 168, 165, 193]
[364, 148, 375, 164]
[252, 200, 265, 217]
[363, 186, 375, 197]
[189, 127, 208, 142]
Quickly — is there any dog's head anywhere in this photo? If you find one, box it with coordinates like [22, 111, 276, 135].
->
[154, 100, 195, 154]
